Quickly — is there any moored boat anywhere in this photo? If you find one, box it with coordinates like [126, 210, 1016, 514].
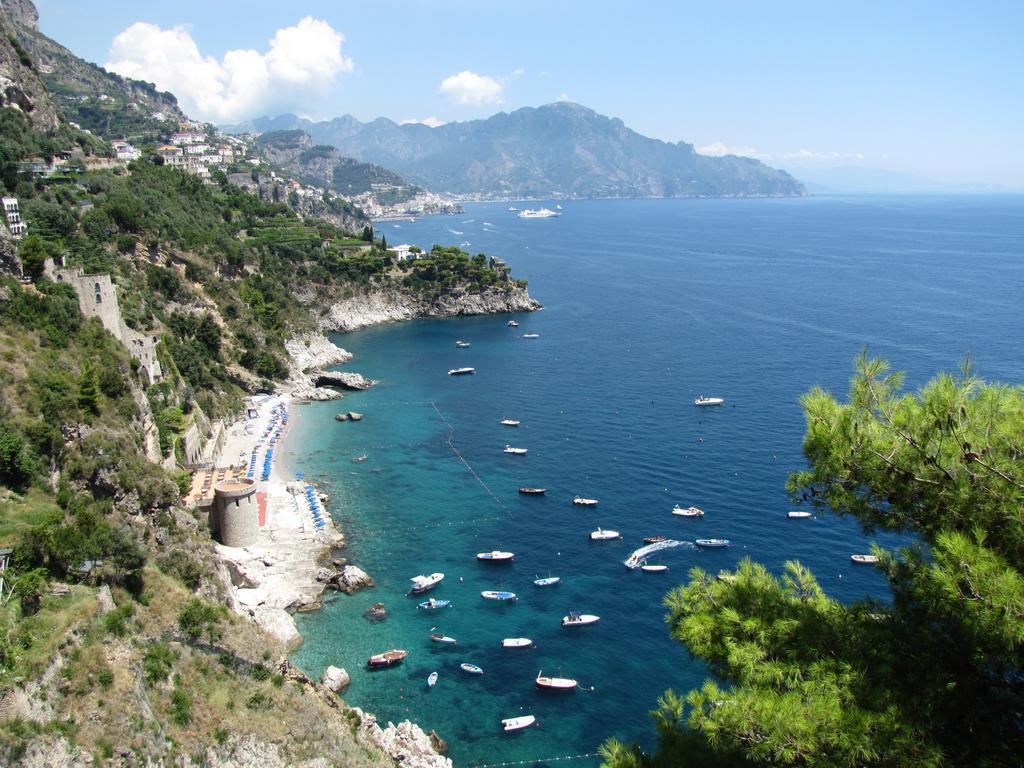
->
[562, 611, 600, 627]
[502, 714, 536, 731]
[508, 320, 519, 327]
[448, 367, 475, 376]
[477, 550, 514, 562]
[695, 538, 730, 548]
[536, 671, 578, 690]
[640, 562, 669, 572]
[417, 598, 451, 610]
[430, 633, 457, 644]
[460, 662, 484, 675]
[351, 454, 368, 463]
[481, 590, 518, 602]
[694, 396, 725, 406]
[502, 637, 533, 648]
[851, 554, 880, 564]
[522, 333, 540, 338]
[427, 671, 438, 687]
[409, 572, 445, 594]
[367, 649, 407, 669]
[533, 575, 560, 586]
[504, 445, 528, 455]
[642, 535, 667, 543]
[787, 511, 812, 519]
[455, 340, 471, 348]
[573, 496, 598, 506]
[590, 527, 621, 540]
[500, 418, 520, 426]
[518, 208, 560, 219]
[519, 487, 546, 495]
[672, 504, 704, 517]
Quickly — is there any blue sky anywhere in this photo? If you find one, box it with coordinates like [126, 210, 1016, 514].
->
[34, 0, 1024, 186]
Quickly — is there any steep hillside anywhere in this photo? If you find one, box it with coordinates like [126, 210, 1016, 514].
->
[0, 0, 57, 131]
[240, 102, 806, 199]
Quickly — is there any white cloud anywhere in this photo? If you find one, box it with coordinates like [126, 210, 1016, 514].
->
[105, 17, 353, 123]
[439, 70, 504, 105]
[400, 116, 445, 128]
[697, 141, 764, 159]
[557, 92, 571, 102]
[781, 148, 869, 164]
[511, 67, 525, 78]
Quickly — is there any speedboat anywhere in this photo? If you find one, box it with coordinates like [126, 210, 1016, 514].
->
[694, 396, 725, 406]
[477, 551, 514, 562]
[695, 538, 730, 548]
[502, 637, 533, 648]
[573, 497, 598, 506]
[417, 598, 451, 610]
[481, 590, 518, 601]
[672, 505, 704, 517]
[409, 572, 445, 594]
[504, 445, 528, 455]
[427, 671, 438, 688]
[642, 535, 667, 543]
[507, 206, 519, 212]
[519, 487, 546, 495]
[851, 554, 879, 564]
[367, 649, 407, 669]
[536, 671, 577, 690]
[788, 511, 812, 519]
[455, 340, 471, 348]
[500, 418, 520, 426]
[448, 367, 475, 376]
[641, 563, 669, 573]
[533, 575, 560, 586]
[507, 320, 519, 327]
[590, 527, 621, 540]
[562, 611, 600, 627]
[522, 333, 540, 339]
[518, 208, 560, 219]
[502, 714, 536, 731]
[430, 633, 457, 644]
[460, 662, 484, 675]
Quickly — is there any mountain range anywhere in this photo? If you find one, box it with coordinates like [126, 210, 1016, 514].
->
[228, 103, 806, 200]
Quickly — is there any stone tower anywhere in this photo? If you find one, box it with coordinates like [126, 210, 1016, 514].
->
[212, 477, 258, 548]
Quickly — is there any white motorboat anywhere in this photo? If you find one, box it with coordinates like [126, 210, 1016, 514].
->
[477, 551, 514, 562]
[481, 590, 518, 601]
[590, 527, 621, 540]
[430, 632, 457, 644]
[448, 367, 475, 376]
[694, 396, 725, 406]
[417, 598, 451, 610]
[562, 611, 600, 627]
[461, 662, 484, 675]
[409, 572, 445, 594]
[427, 671, 438, 687]
[851, 554, 879, 564]
[536, 671, 578, 690]
[672, 505, 704, 517]
[500, 418, 520, 426]
[533, 575, 560, 586]
[640, 563, 669, 572]
[504, 445, 528, 455]
[502, 714, 536, 731]
[695, 538, 731, 548]
[502, 637, 533, 648]
[787, 511, 812, 519]
[518, 208, 560, 219]
[508, 320, 519, 327]
[455, 340, 471, 348]
[573, 496, 598, 506]
[522, 333, 540, 338]
[507, 206, 519, 212]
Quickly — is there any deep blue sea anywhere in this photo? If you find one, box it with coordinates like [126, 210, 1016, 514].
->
[286, 196, 1024, 767]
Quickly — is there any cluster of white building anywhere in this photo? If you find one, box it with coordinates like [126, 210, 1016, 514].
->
[2, 197, 25, 239]
[156, 128, 248, 181]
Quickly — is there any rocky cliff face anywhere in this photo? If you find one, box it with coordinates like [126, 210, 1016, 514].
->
[316, 283, 542, 333]
[0, 1, 58, 132]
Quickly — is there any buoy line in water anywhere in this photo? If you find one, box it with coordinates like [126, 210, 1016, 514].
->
[470, 753, 600, 768]
[340, 513, 508, 538]
[431, 400, 513, 518]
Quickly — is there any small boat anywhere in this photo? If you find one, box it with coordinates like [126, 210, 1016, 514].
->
[502, 637, 533, 648]
[507, 207, 519, 212]
[500, 418, 520, 426]
[851, 554, 880, 564]
[455, 340, 471, 348]
[351, 455, 368, 463]
[695, 538, 731, 548]
[640, 562, 669, 573]
[536, 671, 577, 690]
[427, 671, 438, 688]
[573, 497, 598, 506]
[477, 551, 514, 562]
[787, 511, 812, 519]
[504, 445, 528, 455]
[533, 575, 560, 586]
[672, 505, 704, 517]
[694, 396, 725, 406]
[409, 572, 445, 594]
[502, 714, 536, 731]
[642, 535, 667, 544]
[562, 611, 600, 627]
[590, 527, 621, 541]
[508, 320, 519, 327]
[430, 633, 457, 644]
[460, 663, 484, 675]
[481, 590, 518, 601]
[522, 333, 540, 339]
[417, 598, 451, 610]
[519, 487, 546, 495]
[367, 649, 407, 669]
[448, 367, 475, 376]
[518, 208, 560, 219]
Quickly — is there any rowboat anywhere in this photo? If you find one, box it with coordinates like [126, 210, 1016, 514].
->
[590, 527, 621, 540]
[787, 511, 812, 519]
[477, 551, 514, 562]
[562, 611, 600, 627]
[427, 671, 438, 687]
[430, 633, 457, 644]
[536, 671, 578, 690]
[460, 663, 484, 675]
[519, 487, 546, 495]
[695, 538, 730, 548]
[417, 598, 450, 610]
[448, 367, 475, 376]
[367, 649, 407, 669]
[573, 497, 598, 506]
[672, 505, 704, 517]
[504, 445, 528, 455]
[851, 554, 879, 564]
[500, 418, 520, 426]
[502, 714, 537, 731]
[642, 535, 667, 543]
[533, 575, 560, 586]
[409, 572, 445, 594]
[502, 637, 533, 648]
[694, 396, 724, 406]
[481, 590, 518, 601]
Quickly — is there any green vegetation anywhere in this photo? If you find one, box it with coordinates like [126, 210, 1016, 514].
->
[601, 353, 1024, 768]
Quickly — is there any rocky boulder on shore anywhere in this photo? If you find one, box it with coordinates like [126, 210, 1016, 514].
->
[353, 707, 453, 768]
[314, 370, 376, 390]
[321, 665, 351, 693]
[335, 565, 374, 594]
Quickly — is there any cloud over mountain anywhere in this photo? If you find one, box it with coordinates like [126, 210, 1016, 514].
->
[105, 17, 352, 123]
[438, 70, 504, 104]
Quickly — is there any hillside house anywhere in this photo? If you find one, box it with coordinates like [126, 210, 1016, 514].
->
[2, 197, 26, 239]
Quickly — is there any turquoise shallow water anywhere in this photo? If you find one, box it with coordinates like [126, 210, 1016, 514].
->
[286, 196, 1024, 766]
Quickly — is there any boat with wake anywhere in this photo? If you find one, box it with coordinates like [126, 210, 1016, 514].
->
[448, 367, 475, 376]
[477, 550, 514, 562]
[695, 538, 730, 548]
[502, 714, 536, 731]
[367, 649, 407, 669]
[536, 671, 578, 690]
[518, 208, 560, 218]
[672, 505, 704, 517]
[408, 572, 444, 594]
[694, 396, 724, 406]
[624, 539, 690, 569]
[562, 611, 600, 627]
